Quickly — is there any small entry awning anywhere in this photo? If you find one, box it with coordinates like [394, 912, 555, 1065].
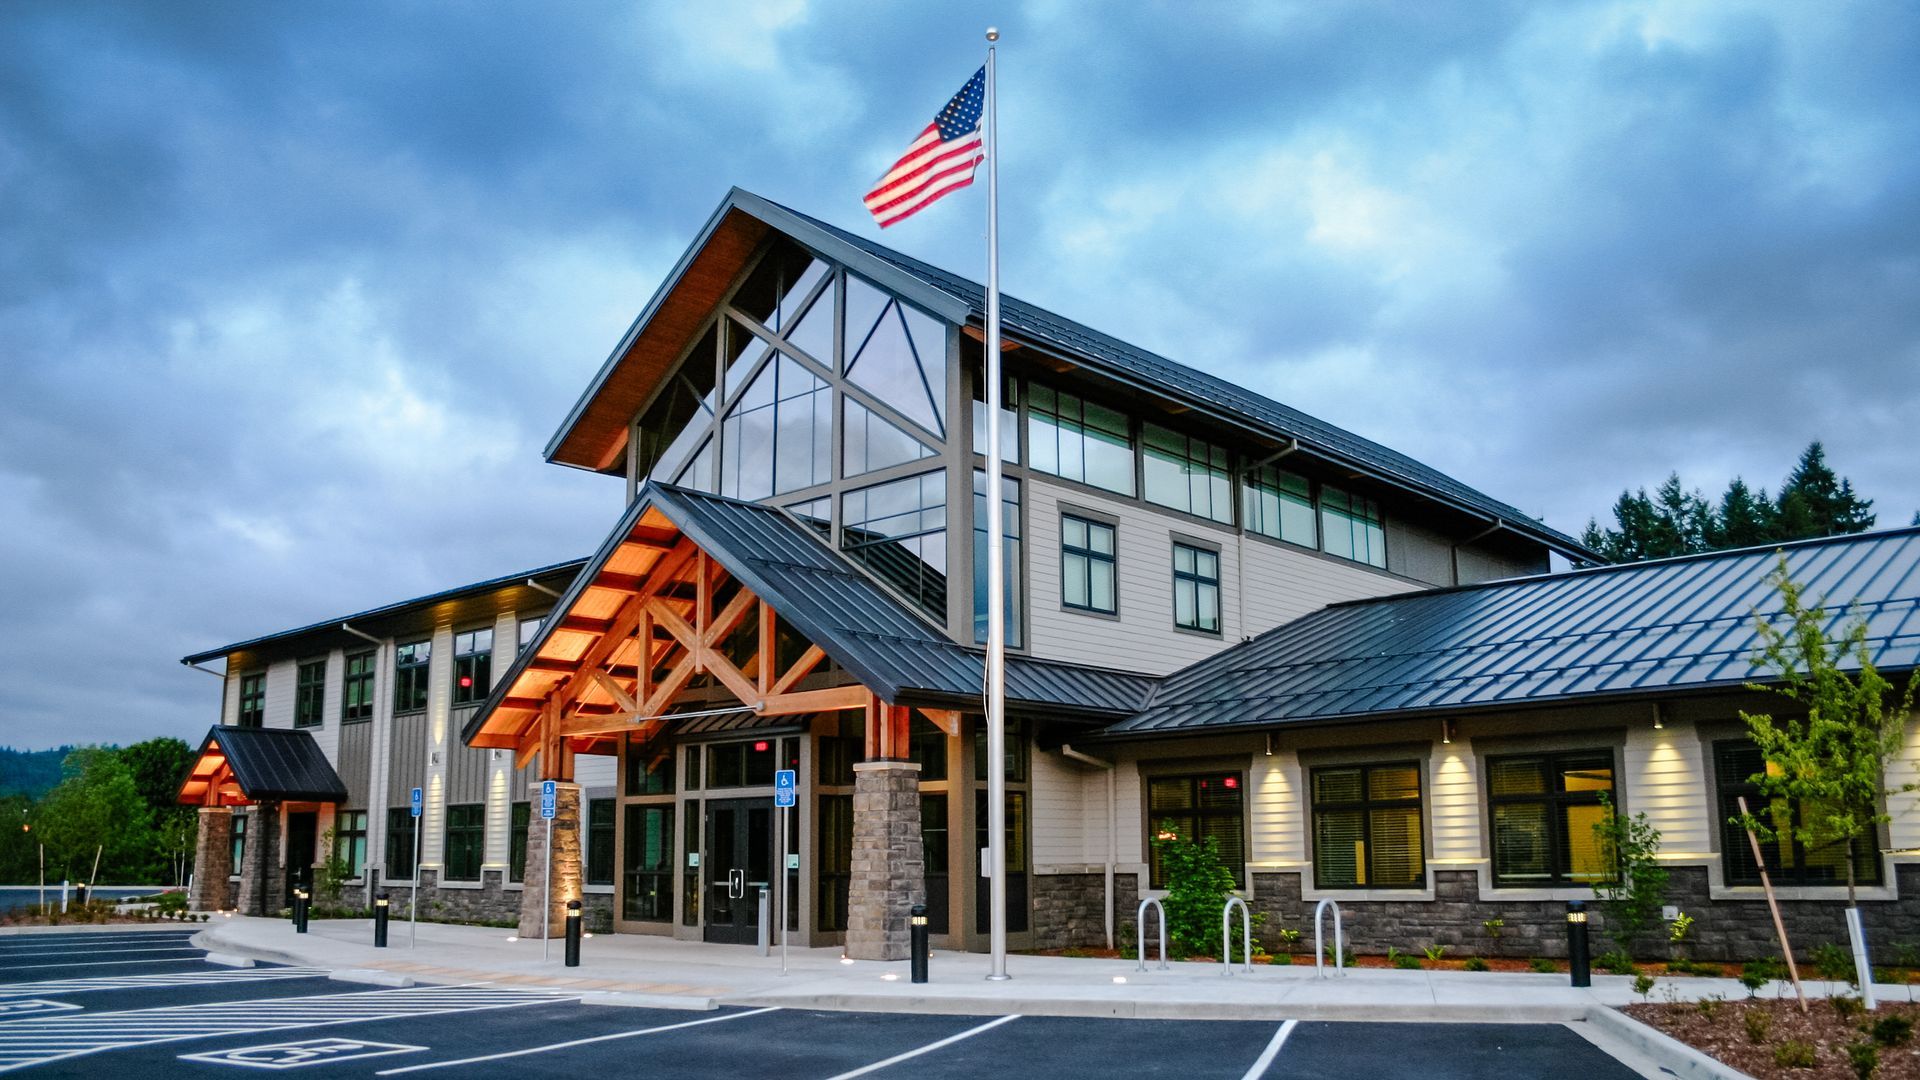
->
[177, 726, 349, 807]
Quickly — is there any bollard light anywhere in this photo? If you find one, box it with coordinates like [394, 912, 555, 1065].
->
[373, 893, 389, 948]
[1566, 900, 1591, 988]
[909, 904, 929, 984]
[564, 899, 583, 968]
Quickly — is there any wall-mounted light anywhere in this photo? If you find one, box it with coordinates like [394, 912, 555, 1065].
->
[1441, 719, 1456, 745]
[430, 751, 442, 766]
[1652, 703, 1665, 731]
[1264, 732, 1277, 757]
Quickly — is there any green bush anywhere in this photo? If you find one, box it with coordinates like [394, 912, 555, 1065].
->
[1632, 973, 1656, 1000]
[1773, 1040, 1816, 1069]
[1528, 957, 1557, 974]
[1151, 821, 1259, 959]
[1595, 949, 1637, 975]
[1871, 1014, 1914, 1047]
[1744, 1009, 1773, 1044]
[1422, 943, 1448, 963]
[1844, 1040, 1876, 1079]
[1463, 956, 1488, 972]
[1392, 952, 1421, 970]
[1832, 994, 1865, 1021]
[156, 891, 188, 913]
[1811, 942, 1856, 985]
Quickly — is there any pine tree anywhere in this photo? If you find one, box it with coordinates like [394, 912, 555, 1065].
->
[1707, 478, 1775, 550]
[1773, 441, 1874, 541]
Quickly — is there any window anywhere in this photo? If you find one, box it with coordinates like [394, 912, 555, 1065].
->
[1061, 514, 1117, 614]
[1147, 773, 1246, 887]
[624, 747, 675, 796]
[236, 673, 265, 728]
[587, 798, 616, 887]
[332, 811, 368, 878]
[1487, 752, 1615, 887]
[817, 793, 853, 932]
[452, 628, 492, 706]
[971, 470, 1023, 646]
[1714, 741, 1882, 888]
[1143, 424, 1233, 523]
[231, 813, 247, 871]
[393, 641, 430, 714]
[844, 274, 948, 435]
[517, 617, 544, 654]
[622, 804, 675, 922]
[1244, 465, 1317, 548]
[294, 660, 326, 728]
[508, 802, 530, 883]
[1172, 542, 1222, 634]
[635, 322, 719, 485]
[1027, 383, 1133, 495]
[910, 716, 949, 782]
[1321, 485, 1386, 568]
[1311, 763, 1424, 889]
[972, 716, 1029, 783]
[719, 352, 832, 499]
[706, 740, 778, 788]
[841, 470, 947, 620]
[443, 804, 484, 881]
[342, 650, 374, 722]
[969, 370, 1020, 463]
[844, 396, 934, 477]
[385, 808, 416, 881]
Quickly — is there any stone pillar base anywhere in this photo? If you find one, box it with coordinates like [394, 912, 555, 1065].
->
[235, 802, 281, 917]
[189, 807, 234, 911]
[846, 761, 923, 961]
[517, 782, 583, 939]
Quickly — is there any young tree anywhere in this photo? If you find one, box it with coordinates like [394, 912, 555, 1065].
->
[1592, 791, 1668, 955]
[34, 748, 152, 882]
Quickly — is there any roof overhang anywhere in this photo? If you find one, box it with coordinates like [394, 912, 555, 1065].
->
[177, 726, 349, 806]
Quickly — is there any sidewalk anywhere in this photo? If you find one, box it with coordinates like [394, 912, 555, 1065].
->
[192, 915, 1854, 1023]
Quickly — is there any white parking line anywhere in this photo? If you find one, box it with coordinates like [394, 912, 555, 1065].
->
[1239, 1020, 1298, 1080]
[373, 1006, 782, 1075]
[0, 935, 196, 947]
[0, 967, 331, 999]
[0, 945, 202, 957]
[0, 958, 206, 972]
[823, 1014, 1020, 1080]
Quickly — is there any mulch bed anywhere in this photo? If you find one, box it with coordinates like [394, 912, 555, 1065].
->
[1626, 996, 1920, 1078]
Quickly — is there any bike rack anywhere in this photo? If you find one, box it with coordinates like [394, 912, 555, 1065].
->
[1314, 897, 1345, 978]
[1221, 897, 1253, 975]
[1135, 897, 1169, 971]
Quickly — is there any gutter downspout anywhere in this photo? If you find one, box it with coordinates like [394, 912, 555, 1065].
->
[181, 660, 226, 679]
[1061, 744, 1117, 950]
[341, 622, 383, 646]
[525, 579, 563, 600]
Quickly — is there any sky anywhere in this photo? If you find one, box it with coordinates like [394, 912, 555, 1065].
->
[3, 1, 1917, 750]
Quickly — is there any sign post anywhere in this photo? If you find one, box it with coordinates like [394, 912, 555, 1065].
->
[774, 769, 795, 976]
[408, 787, 422, 948]
[540, 780, 557, 962]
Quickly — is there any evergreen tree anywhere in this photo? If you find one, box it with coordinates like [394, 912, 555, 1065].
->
[1773, 442, 1874, 540]
[1707, 478, 1775, 550]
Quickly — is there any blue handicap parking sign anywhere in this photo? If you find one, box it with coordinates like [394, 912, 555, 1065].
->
[774, 769, 796, 808]
[540, 779, 557, 819]
[409, 787, 422, 818]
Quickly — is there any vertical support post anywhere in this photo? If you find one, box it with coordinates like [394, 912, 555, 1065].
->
[373, 893, 389, 947]
[1566, 900, 1590, 988]
[911, 904, 930, 983]
[981, 26, 1009, 984]
[543, 815, 554, 961]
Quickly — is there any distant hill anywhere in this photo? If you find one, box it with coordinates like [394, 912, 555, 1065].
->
[0, 747, 71, 798]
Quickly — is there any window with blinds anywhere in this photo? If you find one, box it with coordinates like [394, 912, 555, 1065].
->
[1146, 772, 1246, 887]
[1311, 763, 1424, 889]
[1487, 751, 1615, 887]
[1714, 740, 1881, 888]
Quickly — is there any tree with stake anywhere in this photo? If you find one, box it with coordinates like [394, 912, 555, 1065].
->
[1737, 555, 1919, 1009]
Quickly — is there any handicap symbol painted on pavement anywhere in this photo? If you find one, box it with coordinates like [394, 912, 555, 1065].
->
[0, 999, 80, 1017]
[180, 1038, 427, 1070]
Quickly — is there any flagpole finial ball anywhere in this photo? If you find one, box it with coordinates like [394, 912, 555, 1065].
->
[986, 27, 1000, 41]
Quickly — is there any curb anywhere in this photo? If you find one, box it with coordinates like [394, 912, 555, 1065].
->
[329, 969, 417, 988]
[716, 991, 1592, 1023]
[1584, 1005, 1759, 1080]
[203, 952, 256, 968]
[581, 992, 717, 1011]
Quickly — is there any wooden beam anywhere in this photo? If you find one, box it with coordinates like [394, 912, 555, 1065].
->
[757, 601, 775, 695]
[917, 707, 961, 738]
[560, 615, 613, 634]
[589, 669, 639, 714]
[769, 644, 826, 695]
[760, 684, 869, 716]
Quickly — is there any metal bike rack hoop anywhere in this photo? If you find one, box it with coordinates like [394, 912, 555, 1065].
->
[1136, 897, 1169, 972]
[1313, 897, 1345, 978]
[1222, 896, 1253, 975]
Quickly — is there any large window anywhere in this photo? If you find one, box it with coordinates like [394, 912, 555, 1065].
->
[443, 804, 484, 881]
[1172, 542, 1222, 634]
[1143, 424, 1233, 523]
[843, 275, 948, 436]
[1147, 772, 1246, 887]
[634, 322, 719, 486]
[1061, 514, 1117, 614]
[1027, 383, 1134, 495]
[719, 352, 832, 499]
[393, 641, 430, 714]
[384, 808, 416, 882]
[622, 804, 675, 922]
[452, 628, 492, 706]
[817, 793, 853, 932]
[294, 659, 326, 728]
[1487, 751, 1615, 887]
[1715, 741, 1882, 888]
[1321, 486, 1386, 568]
[1244, 465, 1317, 548]
[841, 470, 947, 620]
[706, 739, 779, 788]
[332, 810, 368, 879]
[231, 812, 247, 871]
[624, 747, 675, 796]
[1311, 763, 1424, 889]
[587, 798, 616, 887]
[236, 673, 265, 728]
[508, 802, 530, 883]
[517, 617, 544, 654]
[342, 650, 374, 722]
[844, 397, 933, 478]
[972, 470, 1023, 646]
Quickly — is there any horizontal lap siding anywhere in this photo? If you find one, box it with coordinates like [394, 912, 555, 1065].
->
[1887, 714, 1920, 850]
[1624, 722, 1711, 855]
[1249, 750, 1305, 865]
[1031, 746, 1088, 867]
[1429, 742, 1482, 862]
[264, 658, 297, 729]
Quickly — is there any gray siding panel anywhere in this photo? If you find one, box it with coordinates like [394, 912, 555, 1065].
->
[446, 708, 488, 805]
[337, 721, 374, 810]
[387, 713, 429, 807]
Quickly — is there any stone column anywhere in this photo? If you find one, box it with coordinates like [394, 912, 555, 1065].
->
[235, 802, 281, 916]
[516, 782, 582, 939]
[189, 807, 233, 912]
[846, 761, 923, 961]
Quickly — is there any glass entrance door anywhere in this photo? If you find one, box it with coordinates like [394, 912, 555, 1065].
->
[703, 798, 772, 944]
[285, 811, 317, 906]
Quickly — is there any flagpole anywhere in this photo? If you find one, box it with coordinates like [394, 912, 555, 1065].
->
[982, 26, 1010, 983]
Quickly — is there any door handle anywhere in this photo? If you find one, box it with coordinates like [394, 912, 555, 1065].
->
[728, 869, 744, 899]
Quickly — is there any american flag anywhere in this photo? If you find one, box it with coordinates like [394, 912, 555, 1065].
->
[863, 67, 986, 228]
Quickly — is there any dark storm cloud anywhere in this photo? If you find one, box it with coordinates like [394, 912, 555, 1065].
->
[2, 0, 1916, 749]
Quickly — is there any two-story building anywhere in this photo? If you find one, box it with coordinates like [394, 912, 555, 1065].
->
[180, 188, 1920, 962]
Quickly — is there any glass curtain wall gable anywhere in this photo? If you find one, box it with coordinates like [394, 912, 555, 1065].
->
[844, 274, 947, 437]
[729, 239, 829, 339]
[1143, 423, 1233, 523]
[637, 323, 721, 486]
[844, 396, 935, 478]
[972, 470, 1023, 646]
[718, 352, 832, 500]
[1027, 382, 1134, 495]
[1244, 464, 1318, 548]
[841, 470, 948, 620]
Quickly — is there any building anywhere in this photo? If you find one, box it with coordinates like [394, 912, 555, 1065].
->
[180, 188, 1920, 962]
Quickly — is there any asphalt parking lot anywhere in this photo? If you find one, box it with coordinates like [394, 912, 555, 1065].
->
[0, 928, 1651, 1078]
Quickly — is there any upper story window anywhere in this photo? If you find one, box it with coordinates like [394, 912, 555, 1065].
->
[294, 659, 326, 729]
[720, 352, 832, 500]
[1244, 465, 1317, 548]
[342, 650, 374, 722]
[636, 323, 719, 486]
[1714, 740, 1882, 888]
[1311, 762, 1424, 889]
[1148, 772, 1246, 887]
[393, 641, 431, 714]
[1321, 485, 1386, 568]
[844, 397, 934, 478]
[844, 275, 948, 436]
[731, 242, 829, 349]
[1171, 542, 1222, 634]
[1143, 424, 1233, 524]
[1061, 514, 1117, 615]
[517, 617, 544, 654]
[1487, 751, 1615, 887]
[969, 370, 1020, 463]
[452, 628, 492, 706]
[972, 471, 1023, 647]
[842, 470, 947, 621]
[236, 673, 265, 728]
[1027, 383, 1133, 496]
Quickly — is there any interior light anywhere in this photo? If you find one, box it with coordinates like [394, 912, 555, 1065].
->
[460, 676, 473, 688]
[754, 741, 770, 752]
[1223, 776, 1238, 790]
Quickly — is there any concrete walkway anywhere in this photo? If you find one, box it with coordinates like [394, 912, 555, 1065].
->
[190, 915, 1869, 1022]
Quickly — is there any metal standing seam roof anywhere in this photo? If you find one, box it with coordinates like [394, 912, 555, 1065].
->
[178, 726, 350, 804]
[461, 482, 1155, 748]
[1103, 526, 1920, 738]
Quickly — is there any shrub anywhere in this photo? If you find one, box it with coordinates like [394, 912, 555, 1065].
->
[1422, 943, 1448, 963]
[1482, 917, 1504, 940]
[1595, 950, 1637, 975]
[1632, 973, 1656, 1000]
[1270, 953, 1292, 966]
[1463, 956, 1489, 972]
[1151, 821, 1259, 959]
[1592, 791, 1669, 953]
[1773, 1040, 1816, 1069]
[1845, 1040, 1877, 1080]
[1392, 952, 1421, 970]
[1695, 994, 1723, 1018]
[1871, 1015, 1914, 1047]
[1832, 994, 1865, 1021]
[1813, 942, 1857, 986]
[1744, 1009, 1773, 1044]
[1529, 958, 1557, 974]
[1322, 942, 1355, 967]
[156, 891, 188, 914]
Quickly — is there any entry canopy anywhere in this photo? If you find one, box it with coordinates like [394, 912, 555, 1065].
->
[177, 726, 349, 807]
